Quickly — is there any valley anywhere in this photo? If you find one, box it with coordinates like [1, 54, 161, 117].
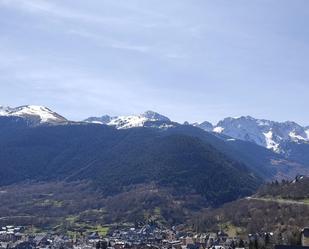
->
[0, 106, 308, 248]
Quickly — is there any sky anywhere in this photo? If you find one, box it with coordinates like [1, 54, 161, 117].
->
[0, 0, 309, 125]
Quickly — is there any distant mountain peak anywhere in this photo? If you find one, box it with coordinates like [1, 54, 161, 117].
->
[0, 105, 67, 124]
[84, 115, 113, 124]
[140, 110, 170, 122]
[84, 110, 174, 129]
[194, 121, 213, 132]
[196, 115, 309, 155]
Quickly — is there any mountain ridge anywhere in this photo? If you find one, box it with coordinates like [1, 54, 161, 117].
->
[0, 105, 67, 124]
[2, 105, 309, 173]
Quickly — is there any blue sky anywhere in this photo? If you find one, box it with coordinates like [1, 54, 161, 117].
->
[0, 0, 309, 125]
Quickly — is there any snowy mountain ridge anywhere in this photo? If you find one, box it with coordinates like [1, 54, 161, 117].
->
[84, 110, 175, 129]
[0, 105, 67, 124]
[195, 116, 309, 153]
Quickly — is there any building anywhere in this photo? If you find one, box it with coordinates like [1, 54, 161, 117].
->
[302, 228, 309, 247]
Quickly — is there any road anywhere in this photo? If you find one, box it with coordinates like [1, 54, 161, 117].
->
[245, 196, 309, 206]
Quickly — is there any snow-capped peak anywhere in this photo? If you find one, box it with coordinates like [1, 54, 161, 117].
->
[140, 110, 170, 122]
[84, 111, 174, 129]
[0, 105, 67, 124]
[196, 116, 309, 154]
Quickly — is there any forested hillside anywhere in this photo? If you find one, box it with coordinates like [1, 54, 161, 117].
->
[257, 176, 309, 200]
[0, 117, 261, 207]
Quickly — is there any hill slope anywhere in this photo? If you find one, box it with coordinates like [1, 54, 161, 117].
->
[0, 117, 261, 206]
[192, 177, 309, 246]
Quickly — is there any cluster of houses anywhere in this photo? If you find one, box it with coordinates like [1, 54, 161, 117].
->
[106, 225, 246, 249]
[0, 226, 73, 249]
[0, 226, 24, 245]
[0, 225, 308, 249]
[0, 224, 244, 249]
[248, 229, 309, 249]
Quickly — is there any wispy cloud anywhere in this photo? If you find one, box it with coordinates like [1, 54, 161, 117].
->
[0, 0, 190, 59]
[110, 42, 150, 53]
[0, 0, 159, 27]
[68, 29, 150, 53]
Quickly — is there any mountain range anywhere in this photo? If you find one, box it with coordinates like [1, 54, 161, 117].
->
[1, 105, 309, 160]
[2, 105, 308, 149]
[0, 104, 308, 208]
[84, 110, 309, 161]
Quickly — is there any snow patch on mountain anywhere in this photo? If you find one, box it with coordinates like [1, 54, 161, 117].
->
[289, 131, 306, 141]
[213, 126, 224, 133]
[263, 131, 280, 152]
[0, 106, 12, 115]
[226, 138, 236, 142]
[108, 115, 150, 129]
[89, 120, 104, 124]
[84, 115, 113, 125]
